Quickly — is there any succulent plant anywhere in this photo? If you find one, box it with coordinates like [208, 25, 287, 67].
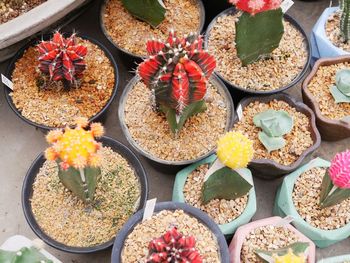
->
[121, 0, 166, 28]
[37, 32, 87, 90]
[340, 0, 350, 42]
[147, 227, 203, 263]
[229, 0, 284, 66]
[253, 109, 293, 153]
[138, 30, 216, 133]
[319, 150, 350, 208]
[255, 242, 309, 263]
[45, 118, 104, 203]
[330, 69, 350, 103]
[202, 132, 254, 204]
[0, 246, 53, 263]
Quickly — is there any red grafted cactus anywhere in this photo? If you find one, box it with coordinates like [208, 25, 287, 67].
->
[37, 31, 87, 89]
[229, 0, 282, 15]
[147, 227, 203, 263]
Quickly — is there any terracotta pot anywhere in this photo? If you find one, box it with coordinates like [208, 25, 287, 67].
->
[302, 56, 350, 141]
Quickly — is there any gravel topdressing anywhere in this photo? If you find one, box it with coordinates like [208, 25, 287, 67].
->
[307, 62, 350, 120]
[207, 13, 308, 91]
[0, 0, 47, 24]
[124, 80, 229, 162]
[121, 209, 221, 262]
[102, 0, 201, 56]
[326, 11, 350, 52]
[293, 167, 350, 230]
[233, 100, 313, 166]
[183, 164, 248, 225]
[241, 225, 301, 263]
[31, 147, 141, 247]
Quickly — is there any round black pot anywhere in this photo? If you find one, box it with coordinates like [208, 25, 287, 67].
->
[4, 32, 119, 131]
[22, 136, 148, 254]
[111, 201, 230, 263]
[118, 74, 235, 167]
[99, 0, 206, 61]
[204, 7, 311, 97]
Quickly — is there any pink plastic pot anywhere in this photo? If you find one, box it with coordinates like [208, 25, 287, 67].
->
[228, 216, 316, 263]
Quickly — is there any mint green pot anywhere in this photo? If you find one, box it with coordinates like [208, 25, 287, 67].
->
[274, 157, 350, 248]
[172, 155, 257, 236]
[318, 254, 350, 263]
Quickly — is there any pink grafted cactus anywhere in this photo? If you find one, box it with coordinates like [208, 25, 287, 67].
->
[329, 150, 350, 189]
[229, 0, 282, 15]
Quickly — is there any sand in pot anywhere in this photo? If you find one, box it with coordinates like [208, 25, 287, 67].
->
[10, 38, 115, 128]
[207, 14, 308, 91]
[0, 0, 47, 24]
[30, 146, 141, 247]
[102, 0, 201, 56]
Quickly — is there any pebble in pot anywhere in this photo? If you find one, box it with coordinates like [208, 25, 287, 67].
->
[172, 131, 257, 236]
[274, 151, 350, 248]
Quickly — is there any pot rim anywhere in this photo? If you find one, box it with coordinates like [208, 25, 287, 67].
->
[21, 136, 148, 254]
[111, 201, 230, 263]
[118, 74, 235, 166]
[4, 32, 119, 131]
[204, 7, 312, 95]
[99, 0, 206, 60]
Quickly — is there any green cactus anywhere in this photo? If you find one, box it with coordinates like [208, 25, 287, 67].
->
[235, 8, 284, 66]
[0, 247, 53, 263]
[330, 68, 350, 103]
[340, 0, 350, 42]
[253, 109, 293, 153]
[121, 0, 166, 28]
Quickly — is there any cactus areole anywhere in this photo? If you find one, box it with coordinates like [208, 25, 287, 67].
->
[37, 32, 87, 89]
[137, 30, 216, 133]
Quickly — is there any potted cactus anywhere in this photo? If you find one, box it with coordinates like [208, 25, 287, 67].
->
[100, 0, 205, 58]
[274, 150, 350, 248]
[5, 31, 118, 130]
[22, 118, 148, 253]
[302, 56, 350, 141]
[228, 216, 316, 263]
[111, 202, 230, 262]
[311, 0, 350, 61]
[119, 30, 234, 166]
[232, 93, 321, 178]
[172, 131, 257, 236]
[204, 0, 310, 96]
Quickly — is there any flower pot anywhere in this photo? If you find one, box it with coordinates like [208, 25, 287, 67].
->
[22, 136, 148, 253]
[229, 216, 316, 263]
[233, 93, 321, 179]
[273, 157, 350, 248]
[111, 201, 230, 263]
[302, 56, 350, 141]
[311, 7, 349, 63]
[318, 254, 350, 263]
[4, 32, 119, 131]
[118, 74, 235, 166]
[204, 7, 311, 96]
[172, 154, 257, 236]
[99, 0, 205, 60]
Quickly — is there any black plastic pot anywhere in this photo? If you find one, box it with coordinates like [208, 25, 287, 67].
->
[111, 202, 230, 263]
[99, 0, 206, 61]
[204, 7, 312, 98]
[22, 136, 148, 254]
[4, 32, 119, 131]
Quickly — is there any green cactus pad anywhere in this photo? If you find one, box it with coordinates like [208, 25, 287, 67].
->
[201, 167, 252, 205]
[235, 8, 284, 66]
[58, 164, 100, 203]
[0, 247, 53, 263]
[319, 172, 350, 208]
[121, 0, 166, 28]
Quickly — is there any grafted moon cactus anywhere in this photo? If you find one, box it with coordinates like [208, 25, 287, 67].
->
[147, 227, 202, 263]
[37, 31, 87, 89]
[138, 30, 216, 133]
[45, 118, 104, 203]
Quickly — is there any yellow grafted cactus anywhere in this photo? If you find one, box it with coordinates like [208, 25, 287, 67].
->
[216, 131, 254, 169]
[273, 249, 306, 263]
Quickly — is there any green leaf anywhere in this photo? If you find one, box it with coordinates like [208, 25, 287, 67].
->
[0, 247, 53, 263]
[330, 85, 350, 103]
[320, 185, 350, 208]
[336, 69, 350, 96]
[202, 167, 252, 205]
[253, 109, 293, 137]
[319, 172, 333, 205]
[235, 8, 284, 66]
[159, 105, 178, 133]
[121, 0, 166, 28]
[255, 242, 309, 263]
[258, 131, 286, 153]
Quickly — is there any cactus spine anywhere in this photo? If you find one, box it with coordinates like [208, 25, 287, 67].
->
[340, 0, 350, 42]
